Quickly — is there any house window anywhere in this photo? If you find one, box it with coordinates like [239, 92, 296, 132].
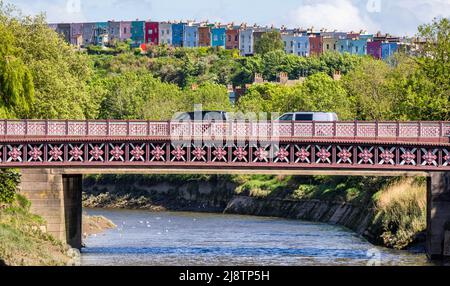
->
[235, 35, 238, 41]
[228, 35, 231, 41]
[327, 44, 330, 50]
[356, 46, 359, 53]
[334, 44, 336, 50]
[290, 41, 293, 47]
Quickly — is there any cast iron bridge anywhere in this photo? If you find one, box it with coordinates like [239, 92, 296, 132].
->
[1, 119, 450, 171]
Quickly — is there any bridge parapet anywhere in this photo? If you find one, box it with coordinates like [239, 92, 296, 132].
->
[1, 120, 449, 143]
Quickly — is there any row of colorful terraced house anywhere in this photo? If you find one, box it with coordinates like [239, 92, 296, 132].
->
[49, 20, 423, 59]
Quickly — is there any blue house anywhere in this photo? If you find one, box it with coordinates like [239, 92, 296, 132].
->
[381, 42, 398, 60]
[172, 23, 185, 47]
[337, 38, 368, 55]
[183, 24, 198, 48]
[337, 39, 351, 54]
[211, 27, 226, 47]
[95, 22, 109, 45]
[131, 20, 145, 47]
[349, 38, 368, 55]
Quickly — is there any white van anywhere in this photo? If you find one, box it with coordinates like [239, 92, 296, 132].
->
[277, 112, 339, 121]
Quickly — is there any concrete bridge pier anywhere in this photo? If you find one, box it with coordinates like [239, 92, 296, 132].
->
[19, 169, 82, 249]
[427, 172, 450, 259]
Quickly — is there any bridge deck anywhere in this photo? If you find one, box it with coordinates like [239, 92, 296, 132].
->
[1, 120, 449, 143]
[1, 120, 450, 171]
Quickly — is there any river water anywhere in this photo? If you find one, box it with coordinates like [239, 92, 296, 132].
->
[81, 208, 432, 266]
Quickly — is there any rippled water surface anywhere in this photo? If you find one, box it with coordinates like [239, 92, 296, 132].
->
[81, 208, 431, 266]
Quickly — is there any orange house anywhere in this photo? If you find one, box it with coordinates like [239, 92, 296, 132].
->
[198, 26, 211, 47]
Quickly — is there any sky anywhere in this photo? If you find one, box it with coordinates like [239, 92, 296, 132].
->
[7, 0, 450, 36]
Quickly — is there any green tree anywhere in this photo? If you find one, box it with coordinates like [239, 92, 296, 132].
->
[184, 82, 233, 111]
[300, 72, 354, 120]
[254, 30, 284, 55]
[342, 57, 393, 120]
[415, 17, 450, 120]
[0, 22, 34, 118]
[1, 2, 97, 119]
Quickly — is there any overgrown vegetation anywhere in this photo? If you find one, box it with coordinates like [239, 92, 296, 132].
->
[0, 175, 71, 265]
[0, 169, 20, 204]
[234, 175, 426, 249]
[373, 178, 427, 249]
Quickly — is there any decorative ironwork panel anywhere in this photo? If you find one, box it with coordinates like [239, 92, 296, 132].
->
[191, 144, 207, 162]
[294, 145, 312, 163]
[109, 123, 128, 136]
[315, 145, 332, 164]
[0, 121, 5, 135]
[399, 123, 419, 138]
[212, 144, 227, 162]
[7, 122, 26, 136]
[48, 144, 64, 162]
[421, 123, 440, 138]
[443, 124, 450, 137]
[68, 122, 87, 136]
[88, 122, 108, 136]
[356, 124, 376, 138]
[233, 123, 250, 138]
[150, 143, 166, 162]
[232, 144, 249, 162]
[357, 146, 374, 164]
[148, 122, 168, 136]
[274, 144, 290, 163]
[47, 122, 66, 136]
[443, 149, 450, 167]
[421, 148, 438, 166]
[130, 143, 145, 161]
[27, 122, 47, 136]
[27, 144, 44, 162]
[335, 123, 354, 137]
[170, 144, 187, 162]
[378, 123, 397, 138]
[252, 144, 270, 163]
[315, 123, 334, 137]
[293, 123, 313, 137]
[7, 145, 23, 162]
[68, 144, 84, 161]
[379, 147, 396, 165]
[399, 147, 418, 165]
[337, 146, 353, 164]
[129, 123, 148, 136]
[88, 143, 106, 162]
[109, 143, 125, 161]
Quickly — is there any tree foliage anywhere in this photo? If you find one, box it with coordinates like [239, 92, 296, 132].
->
[0, 168, 20, 204]
[0, 22, 34, 118]
[254, 30, 284, 55]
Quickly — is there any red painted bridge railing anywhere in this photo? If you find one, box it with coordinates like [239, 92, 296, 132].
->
[1, 120, 450, 142]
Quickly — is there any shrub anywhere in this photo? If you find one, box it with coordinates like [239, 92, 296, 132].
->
[0, 169, 21, 204]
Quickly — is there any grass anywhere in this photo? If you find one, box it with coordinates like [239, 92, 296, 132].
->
[372, 178, 427, 249]
[0, 195, 71, 266]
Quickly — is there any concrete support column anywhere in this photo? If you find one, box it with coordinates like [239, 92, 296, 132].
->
[427, 172, 450, 259]
[19, 169, 82, 249]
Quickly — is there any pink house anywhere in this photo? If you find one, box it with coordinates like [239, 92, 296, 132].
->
[367, 41, 382, 59]
[120, 21, 132, 42]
